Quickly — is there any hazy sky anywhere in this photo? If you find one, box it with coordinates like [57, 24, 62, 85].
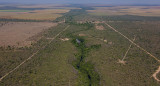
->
[0, 0, 160, 5]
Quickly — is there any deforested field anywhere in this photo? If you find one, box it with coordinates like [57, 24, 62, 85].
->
[0, 22, 57, 47]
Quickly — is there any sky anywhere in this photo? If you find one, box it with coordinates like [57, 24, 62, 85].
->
[0, 0, 160, 5]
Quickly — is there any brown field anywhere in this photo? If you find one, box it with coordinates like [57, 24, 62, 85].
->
[0, 9, 69, 20]
[87, 6, 160, 16]
[16, 4, 66, 8]
[0, 22, 57, 47]
[17, 4, 79, 10]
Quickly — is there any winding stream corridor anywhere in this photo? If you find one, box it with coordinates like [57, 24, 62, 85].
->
[71, 38, 100, 86]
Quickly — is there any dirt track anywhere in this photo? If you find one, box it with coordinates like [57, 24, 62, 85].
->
[118, 37, 136, 64]
[105, 22, 160, 82]
[122, 37, 136, 61]
[152, 66, 160, 82]
[0, 25, 70, 82]
[105, 23, 160, 63]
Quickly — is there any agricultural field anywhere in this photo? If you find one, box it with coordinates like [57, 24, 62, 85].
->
[0, 4, 74, 20]
[0, 9, 69, 20]
[0, 4, 160, 86]
[0, 22, 57, 47]
[87, 6, 160, 17]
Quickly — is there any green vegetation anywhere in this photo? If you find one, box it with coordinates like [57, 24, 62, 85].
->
[0, 23, 73, 85]
[71, 37, 101, 86]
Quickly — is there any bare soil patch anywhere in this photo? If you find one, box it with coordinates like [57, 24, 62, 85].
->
[79, 34, 86, 36]
[117, 59, 126, 65]
[60, 38, 69, 41]
[0, 22, 57, 47]
[103, 40, 107, 43]
[95, 24, 105, 30]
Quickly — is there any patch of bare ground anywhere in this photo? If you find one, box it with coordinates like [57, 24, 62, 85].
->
[152, 66, 160, 82]
[103, 40, 107, 43]
[60, 38, 69, 41]
[0, 22, 57, 47]
[95, 24, 105, 30]
[79, 34, 86, 36]
[97, 38, 107, 43]
[117, 59, 126, 65]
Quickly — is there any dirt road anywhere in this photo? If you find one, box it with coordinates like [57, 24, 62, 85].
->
[105, 23, 160, 63]
[105, 22, 160, 82]
[118, 37, 136, 64]
[0, 25, 70, 82]
[152, 66, 160, 82]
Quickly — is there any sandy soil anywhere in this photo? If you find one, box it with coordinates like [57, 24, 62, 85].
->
[0, 22, 57, 47]
[117, 59, 126, 65]
[60, 38, 69, 41]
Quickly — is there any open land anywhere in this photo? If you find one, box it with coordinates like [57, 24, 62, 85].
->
[0, 9, 69, 20]
[87, 6, 160, 17]
[0, 4, 76, 20]
[0, 22, 57, 47]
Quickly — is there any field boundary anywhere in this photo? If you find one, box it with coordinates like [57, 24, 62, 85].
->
[0, 25, 70, 82]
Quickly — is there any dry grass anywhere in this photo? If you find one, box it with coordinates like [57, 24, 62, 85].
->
[87, 6, 160, 17]
[0, 9, 69, 20]
[17, 5, 79, 10]
[0, 22, 57, 47]
[17, 4, 66, 8]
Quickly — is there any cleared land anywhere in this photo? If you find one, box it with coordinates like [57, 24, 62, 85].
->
[0, 9, 69, 20]
[87, 6, 160, 17]
[0, 22, 57, 47]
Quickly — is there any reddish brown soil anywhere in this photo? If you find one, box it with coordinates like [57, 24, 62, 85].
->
[0, 22, 57, 47]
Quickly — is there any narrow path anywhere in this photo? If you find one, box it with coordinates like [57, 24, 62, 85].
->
[105, 22, 160, 82]
[152, 66, 160, 82]
[0, 25, 70, 82]
[105, 23, 160, 63]
[122, 37, 136, 61]
[118, 36, 136, 64]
